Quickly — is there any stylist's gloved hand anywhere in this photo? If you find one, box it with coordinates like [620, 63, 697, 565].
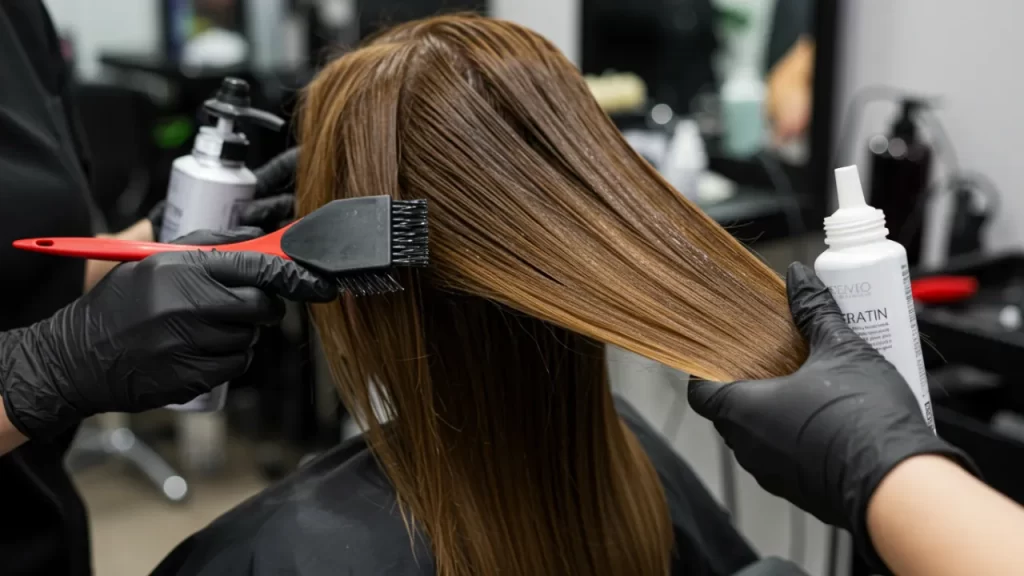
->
[688, 262, 977, 570]
[0, 228, 337, 440]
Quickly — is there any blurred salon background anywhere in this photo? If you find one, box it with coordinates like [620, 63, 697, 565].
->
[42, 1, 1024, 574]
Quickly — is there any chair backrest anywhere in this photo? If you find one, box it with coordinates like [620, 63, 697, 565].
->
[73, 81, 157, 229]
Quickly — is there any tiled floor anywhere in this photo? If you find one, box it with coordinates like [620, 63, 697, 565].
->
[72, 444, 268, 576]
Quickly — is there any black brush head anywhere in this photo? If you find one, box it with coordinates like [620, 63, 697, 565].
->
[280, 196, 429, 296]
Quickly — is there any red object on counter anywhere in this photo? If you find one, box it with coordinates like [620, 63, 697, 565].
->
[911, 275, 979, 304]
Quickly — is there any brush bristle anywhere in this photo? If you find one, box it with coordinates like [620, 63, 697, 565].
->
[319, 197, 428, 296]
[391, 199, 429, 267]
[336, 271, 404, 296]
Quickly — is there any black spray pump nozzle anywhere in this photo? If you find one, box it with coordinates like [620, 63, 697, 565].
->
[202, 77, 285, 132]
[891, 98, 923, 140]
[890, 97, 941, 141]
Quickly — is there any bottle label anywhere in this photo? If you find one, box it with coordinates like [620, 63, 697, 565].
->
[159, 164, 256, 412]
[817, 259, 935, 432]
[158, 167, 256, 243]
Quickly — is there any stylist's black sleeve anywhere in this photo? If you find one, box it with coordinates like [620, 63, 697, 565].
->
[0, 0, 97, 332]
[0, 2, 97, 575]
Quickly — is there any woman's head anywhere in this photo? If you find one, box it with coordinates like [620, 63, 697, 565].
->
[297, 13, 804, 576]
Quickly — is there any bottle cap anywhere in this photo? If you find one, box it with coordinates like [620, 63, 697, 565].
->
[202, 77, 286, 132]
[835, 165, 867, 209]
[823, 165, 888, 246]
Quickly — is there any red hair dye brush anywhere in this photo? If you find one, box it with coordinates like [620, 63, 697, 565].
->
[14, 196, 429, 296]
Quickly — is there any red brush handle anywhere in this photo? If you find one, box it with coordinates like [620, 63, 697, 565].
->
[13, 225, 292, 262]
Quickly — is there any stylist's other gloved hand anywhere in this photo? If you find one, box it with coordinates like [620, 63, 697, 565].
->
[688, 262, 977, 571]
[0, 228, 337, 440]
[241, 147, 298, 231]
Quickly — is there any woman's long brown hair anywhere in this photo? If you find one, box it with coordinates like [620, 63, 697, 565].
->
[297, 14, 805, 576]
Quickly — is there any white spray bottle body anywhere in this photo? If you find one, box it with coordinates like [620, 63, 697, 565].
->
[814, 166, 935, 431]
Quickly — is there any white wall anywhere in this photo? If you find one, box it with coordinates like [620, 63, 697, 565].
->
[491, 0, 580, 65]
[43, 0, 160, 79]
[835, 0, 1024, 265]
[46, 0, 581, 76]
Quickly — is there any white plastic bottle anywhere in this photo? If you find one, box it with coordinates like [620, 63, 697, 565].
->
[814, 166, 935, 432]
[720, 66, 765, 157]
[662, 119, 707, 201]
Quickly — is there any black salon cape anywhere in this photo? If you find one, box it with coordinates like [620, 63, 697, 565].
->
[0, 2, 98, 575]
[154, 398, 807, 576]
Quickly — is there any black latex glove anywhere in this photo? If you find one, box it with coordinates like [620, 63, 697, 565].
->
[238, 193, 295, 233]
[253, 147, 298, 199]
[688, 262, 977, 571]
[147, 148, 298, 235]
[0, 228, 337, 440]
[147, 199, 166, 235]
[242, 147, 298, 231]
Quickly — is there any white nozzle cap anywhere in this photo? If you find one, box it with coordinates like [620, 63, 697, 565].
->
[835, 165, 867, 209]
[824, 165, 888, 247]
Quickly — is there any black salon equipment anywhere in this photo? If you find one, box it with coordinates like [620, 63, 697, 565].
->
[947, 184, 987, 258]
[582, 0, 718, 115]
[945, 173, 995, 260]
[866, 98, 934, 267]
[915, 253, 1024, 381]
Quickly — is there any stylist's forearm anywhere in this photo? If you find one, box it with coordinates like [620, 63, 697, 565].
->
[0, 399, 28, 456]
[867, 455, 1024, 576]
[84, 219, 155, 292]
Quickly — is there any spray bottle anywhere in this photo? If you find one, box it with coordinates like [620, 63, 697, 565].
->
[814, 165, 935, 432]
[866, 98, 934, 267]
[662, 118, 707, 201]
[160, 77, 285, 413]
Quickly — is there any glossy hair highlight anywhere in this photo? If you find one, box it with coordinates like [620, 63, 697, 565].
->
[297, 14, 804, 576]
